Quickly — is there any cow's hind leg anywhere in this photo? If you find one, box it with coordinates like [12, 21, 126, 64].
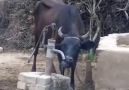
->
[31, 35, 40, 72]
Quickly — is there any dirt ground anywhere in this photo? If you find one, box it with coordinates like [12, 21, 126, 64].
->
[0, 51, 94, 90]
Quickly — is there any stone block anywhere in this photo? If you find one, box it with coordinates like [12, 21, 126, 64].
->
[17, 81, 27, 90]
[52, 73, 70, 89]
[36, 75, 52, 85]
[17, 72, 71, 90]
[35, 84, 52, 90]
[26, 84, 36, 90]
[18, 72, 43, 84]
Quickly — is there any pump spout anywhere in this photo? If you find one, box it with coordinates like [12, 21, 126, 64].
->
[52, 49, 65, 60]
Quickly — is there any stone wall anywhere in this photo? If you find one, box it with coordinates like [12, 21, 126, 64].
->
[93, 33, 129, 90]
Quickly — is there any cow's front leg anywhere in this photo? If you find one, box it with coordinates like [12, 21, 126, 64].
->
[61, 67, 65, 75]
[59, 63, 65, 75]
[70, 66, 75, 89]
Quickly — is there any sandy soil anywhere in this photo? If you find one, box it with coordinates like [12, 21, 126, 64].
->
[0, 51, 93, 90]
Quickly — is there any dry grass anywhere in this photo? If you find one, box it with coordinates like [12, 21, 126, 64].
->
[0, 0, 36, 49]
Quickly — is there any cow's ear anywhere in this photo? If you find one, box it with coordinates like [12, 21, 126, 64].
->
[81, 40, 95, 50]
[55, 44, 61, 50]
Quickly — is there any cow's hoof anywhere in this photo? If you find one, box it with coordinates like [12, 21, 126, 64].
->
[31, 70, 36, 72]
[70, 87, 74, 90]
[31, 68, 36, 72]
[70, 84, 75, 90]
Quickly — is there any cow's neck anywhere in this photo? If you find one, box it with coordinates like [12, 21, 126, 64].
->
[69, 23, 80, 37]
[68, 30, 79, 37]
[51, 0, 64, 4]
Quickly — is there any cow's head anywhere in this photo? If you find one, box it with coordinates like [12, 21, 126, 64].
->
[56, 27, 95, 68]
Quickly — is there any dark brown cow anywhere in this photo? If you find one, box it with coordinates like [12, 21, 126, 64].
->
[32, 0, 95, 89]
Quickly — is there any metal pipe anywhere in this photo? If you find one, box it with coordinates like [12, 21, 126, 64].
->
[44, 23, 56, 29]
[28, 23, 55, 63]
[45, 38, 65, 75]
[45, 39, 56, 75]
[52, 49, 65, 60]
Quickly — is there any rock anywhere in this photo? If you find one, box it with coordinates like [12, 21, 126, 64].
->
[17, 81, 27, 90]
[0, 47, 3, 53]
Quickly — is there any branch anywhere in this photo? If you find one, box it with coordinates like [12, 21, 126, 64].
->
[80, 0, 92, 13]
[80, 0, 87, 5]
[93, 25, 100, 41]
[86, 7, 91, 14]
[117, 0, 129, 11]
[93, 17, 100, 41]
[124, 0, 129, 10]
[96, 0, 102, 9]
[117, 0, 129, 20]
[93, 0, 96, 14]
[124, 10, 129, 20]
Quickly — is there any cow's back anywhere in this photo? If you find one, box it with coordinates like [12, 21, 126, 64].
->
[34, 1, 85, 44]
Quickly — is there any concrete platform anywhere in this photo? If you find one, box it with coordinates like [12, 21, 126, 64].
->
[93, 33, 129, 90]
